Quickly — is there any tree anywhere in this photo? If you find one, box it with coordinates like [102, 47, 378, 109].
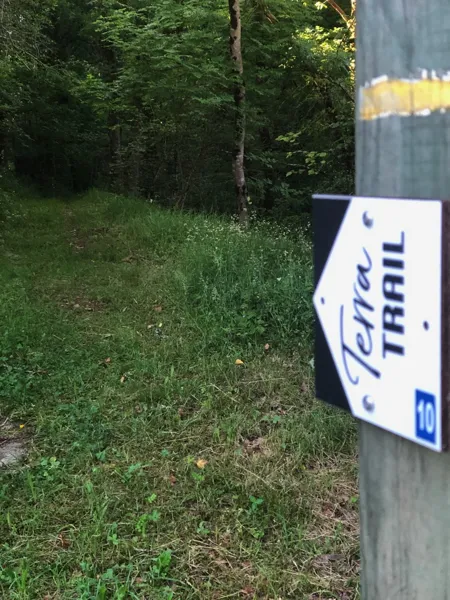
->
[0, 0, 55, 166]
[229, 0, 248, 224]
[324, 0, 355, 33]
[0, 0, 356, 220]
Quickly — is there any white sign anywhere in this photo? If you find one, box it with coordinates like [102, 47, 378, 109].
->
[314, 196, 443, 451]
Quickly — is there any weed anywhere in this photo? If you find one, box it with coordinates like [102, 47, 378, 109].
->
[151, 550, 172, 580]
[248, 495, 264, 514]
[135, 510, 161, 537]
[196, 521, 210, 536]
[107, 522, 120, 546]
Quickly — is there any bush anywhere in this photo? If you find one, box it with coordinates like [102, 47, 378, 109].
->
[171, 216, 313, 350]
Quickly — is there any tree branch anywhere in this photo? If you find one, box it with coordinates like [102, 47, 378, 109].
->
[321, 72, 354, 103]
[325, 0, 350, 26]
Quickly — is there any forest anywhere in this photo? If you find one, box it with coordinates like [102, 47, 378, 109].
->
[1, 0, 354, 221]
[0, 1, 359, 598]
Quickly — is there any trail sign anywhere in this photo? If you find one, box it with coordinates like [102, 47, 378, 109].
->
[313, 194, 448, 452]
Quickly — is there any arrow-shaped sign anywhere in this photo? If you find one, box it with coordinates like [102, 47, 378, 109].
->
[313, 195, 444, 451]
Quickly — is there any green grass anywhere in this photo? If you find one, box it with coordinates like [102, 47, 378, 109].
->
[0, 189, 359, 599]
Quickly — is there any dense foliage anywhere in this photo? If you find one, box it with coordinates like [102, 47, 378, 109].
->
[0, 0, 354, 219]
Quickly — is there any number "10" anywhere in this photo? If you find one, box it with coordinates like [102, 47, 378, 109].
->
[415, 390, 436, 444]
[417, 399, 435, 435]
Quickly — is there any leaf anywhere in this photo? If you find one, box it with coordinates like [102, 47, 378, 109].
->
[264, 343, 270, 351]
[120, 375, 127, 383]
[154, 305, 163, 312]
[235, 359, 244, 365]
[104, 357, 111, 364]
[196, 458, 208, 469]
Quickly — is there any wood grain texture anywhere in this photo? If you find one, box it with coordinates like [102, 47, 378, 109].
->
[357, 1, 450, 598]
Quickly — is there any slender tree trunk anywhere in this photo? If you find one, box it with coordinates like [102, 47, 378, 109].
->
[228, 0, 248, 225]
[108, 113, 125, 192]
[0, 112, 7, 167]
[325, 0, 356, 35]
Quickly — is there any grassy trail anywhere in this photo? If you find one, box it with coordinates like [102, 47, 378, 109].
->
[0, 192, 358, 599]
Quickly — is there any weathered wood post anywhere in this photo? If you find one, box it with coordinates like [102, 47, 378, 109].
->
[313, 1, 450, 598]
[357, 1, 450, 598]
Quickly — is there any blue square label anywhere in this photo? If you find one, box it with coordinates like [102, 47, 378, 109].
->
[415, 390, 436, 444]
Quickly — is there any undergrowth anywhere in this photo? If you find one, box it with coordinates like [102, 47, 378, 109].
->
[0, 189, 358, 599]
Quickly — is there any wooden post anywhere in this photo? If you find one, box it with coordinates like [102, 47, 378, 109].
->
[357, 1, 450, 597]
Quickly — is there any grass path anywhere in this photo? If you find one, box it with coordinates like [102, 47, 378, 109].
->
[0, 191, 358, 599]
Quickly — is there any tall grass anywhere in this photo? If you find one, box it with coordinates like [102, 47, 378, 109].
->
[100, 191, 315, 351]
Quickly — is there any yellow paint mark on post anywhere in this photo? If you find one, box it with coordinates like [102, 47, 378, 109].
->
[360, 76, 450, 120]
